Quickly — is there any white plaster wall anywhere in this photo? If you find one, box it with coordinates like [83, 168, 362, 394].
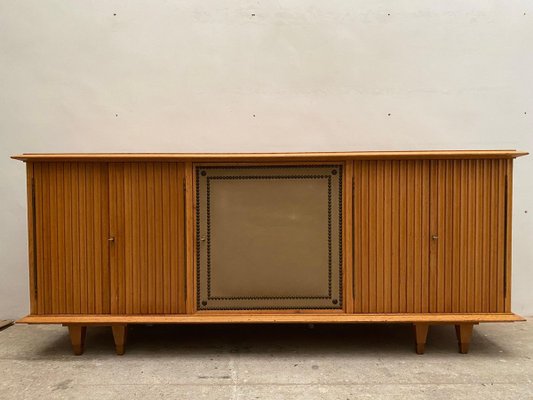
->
[0, 1, 531, 318]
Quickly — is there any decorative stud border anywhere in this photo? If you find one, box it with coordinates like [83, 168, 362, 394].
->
[196, 165, 343, 310]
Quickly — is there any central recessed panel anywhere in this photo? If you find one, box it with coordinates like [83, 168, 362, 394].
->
[196, 165, 343, 310]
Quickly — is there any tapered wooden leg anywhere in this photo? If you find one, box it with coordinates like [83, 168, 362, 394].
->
[68, 325, 87, 356]
[455, 324, 474, 354]
[414, 324, 429, 354]
[112, 325, 128, 355]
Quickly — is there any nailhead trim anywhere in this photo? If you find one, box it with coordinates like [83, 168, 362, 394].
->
[196, 165, 343, 309]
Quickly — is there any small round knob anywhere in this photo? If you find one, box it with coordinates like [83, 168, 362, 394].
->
[108, 237, 115, 242]
[431, 235, 439, 240]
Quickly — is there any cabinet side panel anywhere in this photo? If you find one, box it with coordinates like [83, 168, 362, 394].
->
[32, 162, 110, 314]
[26, 163, 37, 314]
[353, 160, 430, 313]
[504, 160, 513, 312]
[110, 162, 186, 314]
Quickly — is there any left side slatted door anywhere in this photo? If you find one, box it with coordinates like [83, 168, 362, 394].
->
[109, 162, 186, 314]
[32, 162, 110, 314]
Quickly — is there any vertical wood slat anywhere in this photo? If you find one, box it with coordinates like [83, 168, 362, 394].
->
[429, 161, 438, 312]
[495, 161, 506, 312]
[474, 161, 482, 312]
[355, 161, 369, 312]
[430, 159, 507, 313]
[390, 162, 400, 313]
[49, 163, 59, 313]
[86, 164, 95, 314]
[34, 163, 45, 313]
[368, 163, 377, 312]
[353, 160, 430, 313]
[63, 165, 72, 313]
[406, 162, 414, 312]
[375, 162, 384, 312]
[146, 163, 156, 314]
[421, 161, 430, 313]
[185, 162, 195, 314]
[162, 164, 171, 313]
[354, 161, 364, 312]
[383, 161, 392, 312]
[109, 162, 186, 314]
[344, 162, 354, 313]
[33, 162, 109, 314]
[71, 163, 81, 313]
[482, 160, 490, 311]
[398, 162, 407, 312]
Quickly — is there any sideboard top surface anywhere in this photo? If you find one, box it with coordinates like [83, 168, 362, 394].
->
[10, 150, 529, 162]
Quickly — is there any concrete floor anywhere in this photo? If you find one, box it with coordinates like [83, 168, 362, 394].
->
[0, 320, 532, 399]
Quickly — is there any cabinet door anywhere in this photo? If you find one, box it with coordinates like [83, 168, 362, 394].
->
[109, 162, 186, 314]
[430, 160, 509, 313]
[353, 160, 431, 313]
[31, 162, 110, 314]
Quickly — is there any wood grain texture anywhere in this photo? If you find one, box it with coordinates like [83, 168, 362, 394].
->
[185, 162, 195, 314]
[21, 154, 521, 323]
[430, 159, 507, 313]
[352, 159, 510, 314]
[353, 160, 430, 313]
[18, 313, 525, 325]
[109, 162, 186, 314]
[344, 161, 354, 313]
[33, 162, 109, 314]
[11, 150, 528, 162]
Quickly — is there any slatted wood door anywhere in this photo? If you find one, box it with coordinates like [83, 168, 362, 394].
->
[430, 159, 510, 313]
[352, 159, 511, 314]
[353, 160, 431, 313]
[109, 162, 187, 314]
[30, 162, 110, 314]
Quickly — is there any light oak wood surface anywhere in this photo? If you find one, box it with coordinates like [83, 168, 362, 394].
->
[18, 313, 524, 324]
[108, 162, 186, 315]
[12, 150, 528, 162]
[31, 162, 109, 315]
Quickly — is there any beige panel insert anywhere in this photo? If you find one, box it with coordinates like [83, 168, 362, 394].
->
[196, 165, 343, 310]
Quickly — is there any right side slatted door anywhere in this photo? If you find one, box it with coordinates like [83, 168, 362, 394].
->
[429, 159, 510, 313]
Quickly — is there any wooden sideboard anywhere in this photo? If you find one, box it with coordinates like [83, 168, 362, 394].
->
[12, 150, 528, 355]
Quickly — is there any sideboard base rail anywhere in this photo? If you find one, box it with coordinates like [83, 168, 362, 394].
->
[18, 313, 525, 325]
